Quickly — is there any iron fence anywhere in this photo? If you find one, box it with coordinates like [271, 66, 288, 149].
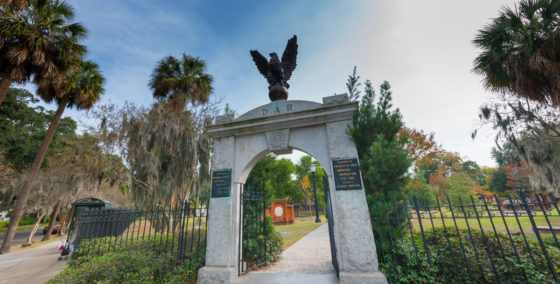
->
[239, 188, 268, 275]
[69, 201, 208, 266]
[293, 204, 325, 217]
[372, 192, 560, 283]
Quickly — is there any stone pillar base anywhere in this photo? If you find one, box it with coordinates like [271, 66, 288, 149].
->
[197, 266, 236, 284]
[339, 271, 388, 284]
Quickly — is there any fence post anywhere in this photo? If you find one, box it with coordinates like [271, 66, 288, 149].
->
[434, 197, 463, 280]
[519, 191, 559, 282]
[456, 196, 487, 283]
[412, 196, 433, 276]
[493, 194, 528, 282]
[533, 193, 560, 248]
[480, 196, 513, 280]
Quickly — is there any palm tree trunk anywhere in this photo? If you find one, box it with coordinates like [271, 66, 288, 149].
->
[22, 209, 45, 247]
[0, 96, 69, 254]
[0, 75, 12, 106]
[42, 199, 62, 241]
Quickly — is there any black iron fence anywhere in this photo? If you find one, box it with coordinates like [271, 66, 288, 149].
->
[239, 189, 268, 275]
[293, 204, 325, 217]
[372, 192, 560, 283]
[69, 201, 208, 266]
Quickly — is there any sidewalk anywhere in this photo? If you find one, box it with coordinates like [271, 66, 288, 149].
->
[0, 239, 67, 284]
[233, 224, 338, 284]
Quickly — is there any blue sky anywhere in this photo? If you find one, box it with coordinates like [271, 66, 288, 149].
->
[32, 0, 518, 166]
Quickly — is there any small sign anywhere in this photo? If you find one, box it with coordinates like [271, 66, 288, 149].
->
[211, 169, 232, 198]
[332, 158, 362, 191]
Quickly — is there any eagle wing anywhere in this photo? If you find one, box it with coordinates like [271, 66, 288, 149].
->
[250, 50, 269, 79]
[281, 35, 298, 81]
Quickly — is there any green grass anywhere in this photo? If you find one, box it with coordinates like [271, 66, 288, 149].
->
[410, 215, 560, 240]
[274, 216, 326, 249]
[0, 223, 49, 233]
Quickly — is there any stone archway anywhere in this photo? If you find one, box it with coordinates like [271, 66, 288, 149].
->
[198, 95, 387, 284]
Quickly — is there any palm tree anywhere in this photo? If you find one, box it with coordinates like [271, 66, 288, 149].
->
[0, 0, 25, 11]
[0, 0, 86, 105]
[0, 59, 104, 253]
[473, 0, 560, 106]
[148, 54, 213, 110]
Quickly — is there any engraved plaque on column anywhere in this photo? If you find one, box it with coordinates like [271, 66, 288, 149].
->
[211, 169, 232, 198]
[332, 158, 362, 190]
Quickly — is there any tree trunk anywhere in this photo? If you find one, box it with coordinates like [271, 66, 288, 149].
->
[0, 96, 68, 254]
[0, 75, 12, 106]
[61, 206, 74, 235]
[42, 199, 62, 241]
[57, 212, 64, 236]
[22, 209, 45, 247]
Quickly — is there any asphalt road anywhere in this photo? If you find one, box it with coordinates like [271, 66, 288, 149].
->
[0, 229, 43, 248]
[0, 240, 67, 284]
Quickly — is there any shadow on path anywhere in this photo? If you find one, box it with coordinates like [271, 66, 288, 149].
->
[233, 223, 338, 284]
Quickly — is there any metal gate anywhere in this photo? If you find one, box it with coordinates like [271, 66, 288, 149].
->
[323, 176, 339, 277]
[238, 184, 268, 275]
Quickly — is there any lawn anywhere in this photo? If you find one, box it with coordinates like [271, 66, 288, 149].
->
[409, 215, 560, 240]
[274, 216, 326, 249]
[0, 223, 49, 233]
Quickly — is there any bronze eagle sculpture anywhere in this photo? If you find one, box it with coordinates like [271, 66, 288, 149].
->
[250, 35, 298, 101]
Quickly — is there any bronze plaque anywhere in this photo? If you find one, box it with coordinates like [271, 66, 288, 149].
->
[211, 169, 232, 198]
[332, 158, 362, 191]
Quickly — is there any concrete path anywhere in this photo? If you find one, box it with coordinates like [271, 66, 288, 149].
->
[0, 238, 67, 284]
[233, 224, 338, 284]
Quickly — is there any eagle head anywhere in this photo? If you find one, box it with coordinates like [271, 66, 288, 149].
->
[269, 52, 279, 62]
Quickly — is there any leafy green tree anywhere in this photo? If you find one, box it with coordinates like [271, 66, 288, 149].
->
[346, 66, 361, 101]
[245, 155, 304, 204]
[473, 0, 560, 107]
[447, 172, 476, 206]
[462, 160, 486, 185]
[223, 103, 236, 115]
[347, 76, 412, 245]
[0, 88, 76, 171]
[491, 142, 520, 168]
[1, 59, 104, 253]
[407, 173, 438, 206]
[294, 155, 326, 208]
[0, 0, 87, 105]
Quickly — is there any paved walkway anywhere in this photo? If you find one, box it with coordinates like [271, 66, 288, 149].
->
[233, 224, 338, 284]
[0, 239, 67, 284]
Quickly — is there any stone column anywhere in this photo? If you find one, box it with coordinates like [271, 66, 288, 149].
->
[326, 121, 387, 284]
[198, 136, 239, 284]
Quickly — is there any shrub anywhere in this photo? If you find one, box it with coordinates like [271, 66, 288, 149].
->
[18, 217, 37, 226]
[0, 220, 8, 228]
[380, 228, 559, 283]
[49, 234, 205, 283]
[242, 216, 283, 266]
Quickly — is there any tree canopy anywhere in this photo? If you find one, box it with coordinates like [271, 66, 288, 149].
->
[473, 0, 560, 107]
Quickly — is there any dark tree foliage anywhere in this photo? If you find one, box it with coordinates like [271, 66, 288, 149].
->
[245, 155, 303, 204]
[491, 142, 521, 168]
[473, 0, 560, 107]
[0, 88, 76, 171]
[347, 78, 412, 247]
[489, 168, 510, 194]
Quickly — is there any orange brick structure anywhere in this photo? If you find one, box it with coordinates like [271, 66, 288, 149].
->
[265, 200, 294, 225]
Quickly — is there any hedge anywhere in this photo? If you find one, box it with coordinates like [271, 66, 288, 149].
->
[380, 228, 559, 283]
[49, 234, 205, 283]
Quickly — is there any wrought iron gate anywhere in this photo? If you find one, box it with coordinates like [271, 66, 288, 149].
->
[238, 184, 267, 275]
[324, 176, 339, 277]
